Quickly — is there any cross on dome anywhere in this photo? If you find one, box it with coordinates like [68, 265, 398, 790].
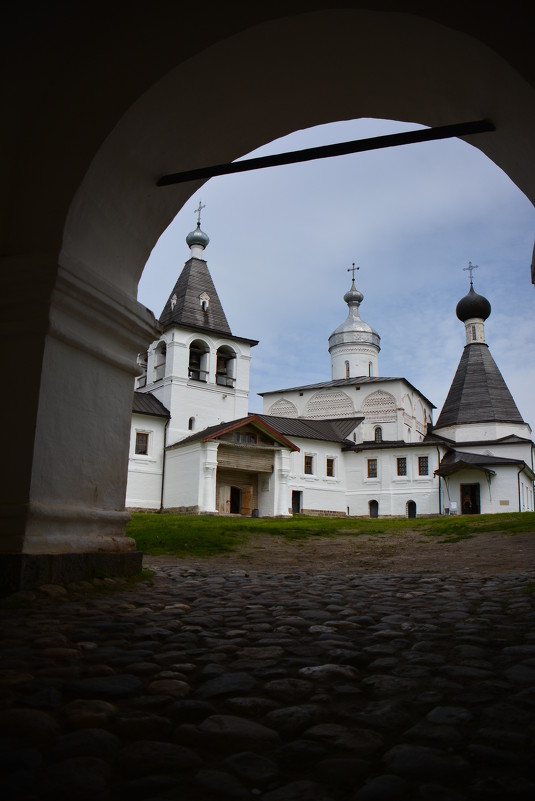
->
[347, 263, 360, 284]
[194, 201, 206, 225]
[463, 261, 479, 286]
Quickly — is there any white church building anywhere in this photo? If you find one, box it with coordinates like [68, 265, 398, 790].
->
[126, 217, 534, 518]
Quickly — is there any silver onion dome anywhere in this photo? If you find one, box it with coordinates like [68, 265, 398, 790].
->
[328, 279, 380, 351]
[186, 222, 210, 250]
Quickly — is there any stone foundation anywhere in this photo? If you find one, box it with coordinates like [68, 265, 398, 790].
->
[300, 509, 348, 517]
[0, 551, 143, 596]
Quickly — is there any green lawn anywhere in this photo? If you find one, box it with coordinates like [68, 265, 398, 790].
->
[126, 511, 535, 558]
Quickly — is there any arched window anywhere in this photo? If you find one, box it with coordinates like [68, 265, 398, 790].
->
[153, 341, 166, 381]
[374, 426, 382, 443]
[216, 345, 236, 387]
[188, 340, 209, 382]
[345, 360, 350, 379]
[368, 361, 373, 377]
[188, 417, 195, 431]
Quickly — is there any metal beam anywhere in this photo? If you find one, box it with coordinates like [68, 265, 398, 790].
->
[157, 119, 495, 187]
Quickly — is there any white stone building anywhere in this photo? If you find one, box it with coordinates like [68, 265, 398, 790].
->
[126, 222, 534, 517]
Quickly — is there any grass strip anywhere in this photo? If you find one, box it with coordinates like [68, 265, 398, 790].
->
[127, 511, 535, 557]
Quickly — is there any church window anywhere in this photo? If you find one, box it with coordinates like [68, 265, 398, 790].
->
[189, 340, 209, 381]
[471, 324, 477, 340]
[216, 346, 236, 387]
[367, 459, 377, 478]
[397, 457, 407, 476]
[345, 361, 350, 379]
[326, 457, 335, 477]
[135, 432, 149, 455]
[374, 427, 382, 443]
[304, 455, 314, 475]
[188, 417, 195, 431]
[368, 361, 373, 377]
[418, 456, 429, 475]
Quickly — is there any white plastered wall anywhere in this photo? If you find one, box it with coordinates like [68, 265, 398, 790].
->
[287, 439, 348, 515]
[125, 414, 168, 509]
[345, 447, 440, 517]
[146, 330, 251, 445]
[440, 466, 528, 514]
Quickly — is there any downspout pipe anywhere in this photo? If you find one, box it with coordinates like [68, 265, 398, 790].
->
[160, 418, 170, 512]
[436, 446, 442, 515]
[517, 465, 524, 513]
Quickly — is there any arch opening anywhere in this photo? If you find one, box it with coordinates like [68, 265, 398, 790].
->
[188, 340, 210, 382]
[216, 345, 237, 388]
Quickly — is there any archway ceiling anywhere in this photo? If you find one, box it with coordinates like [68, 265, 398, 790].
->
[3, 4, 534, 290]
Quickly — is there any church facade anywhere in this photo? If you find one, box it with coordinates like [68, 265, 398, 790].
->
[126, 220, 534, 517]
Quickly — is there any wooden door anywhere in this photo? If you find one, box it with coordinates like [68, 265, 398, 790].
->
[217, 484, 230, 514]
[241, 485, 254, 516]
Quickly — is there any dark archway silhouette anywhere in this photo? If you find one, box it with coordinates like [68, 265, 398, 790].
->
[2, 4, 534, 590]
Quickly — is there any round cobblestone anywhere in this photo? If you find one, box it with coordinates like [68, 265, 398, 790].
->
[1, 567, 534, 800]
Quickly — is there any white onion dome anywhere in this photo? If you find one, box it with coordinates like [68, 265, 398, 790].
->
[456, 283, 491, 322]
[186, 222, 210, 250]
[329, 279, 380, 351]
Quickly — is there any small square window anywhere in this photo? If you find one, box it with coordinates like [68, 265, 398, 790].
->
[419, 456, 429, 476]
[326, 457, 335, 477]
[367, 459, 377, 478]
[304, 455, 314, 475]
[135, 432, 149, 455]
[397, 457, 407, 476]
[235, 432, 257, 444]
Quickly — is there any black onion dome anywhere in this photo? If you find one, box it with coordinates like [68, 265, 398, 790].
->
[456, 285, 491, 322]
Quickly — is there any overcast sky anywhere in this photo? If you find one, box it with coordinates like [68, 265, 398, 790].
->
[138, 118, 535, 433]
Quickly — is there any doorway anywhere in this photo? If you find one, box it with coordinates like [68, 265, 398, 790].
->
[369, 499, 379, 518]
[407, 500, 416, 518]
[230, 486, 241, 514]
[460, 483, 480, 515]
[292, 490, 303, 514]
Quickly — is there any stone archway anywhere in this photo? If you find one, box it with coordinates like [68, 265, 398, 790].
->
[2, 4, 535, 590]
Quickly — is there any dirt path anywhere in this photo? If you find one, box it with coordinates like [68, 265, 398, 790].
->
[144, 529, 535, 575]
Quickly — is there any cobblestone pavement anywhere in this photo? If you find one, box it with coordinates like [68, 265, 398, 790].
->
[1, 566, 535, 801]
